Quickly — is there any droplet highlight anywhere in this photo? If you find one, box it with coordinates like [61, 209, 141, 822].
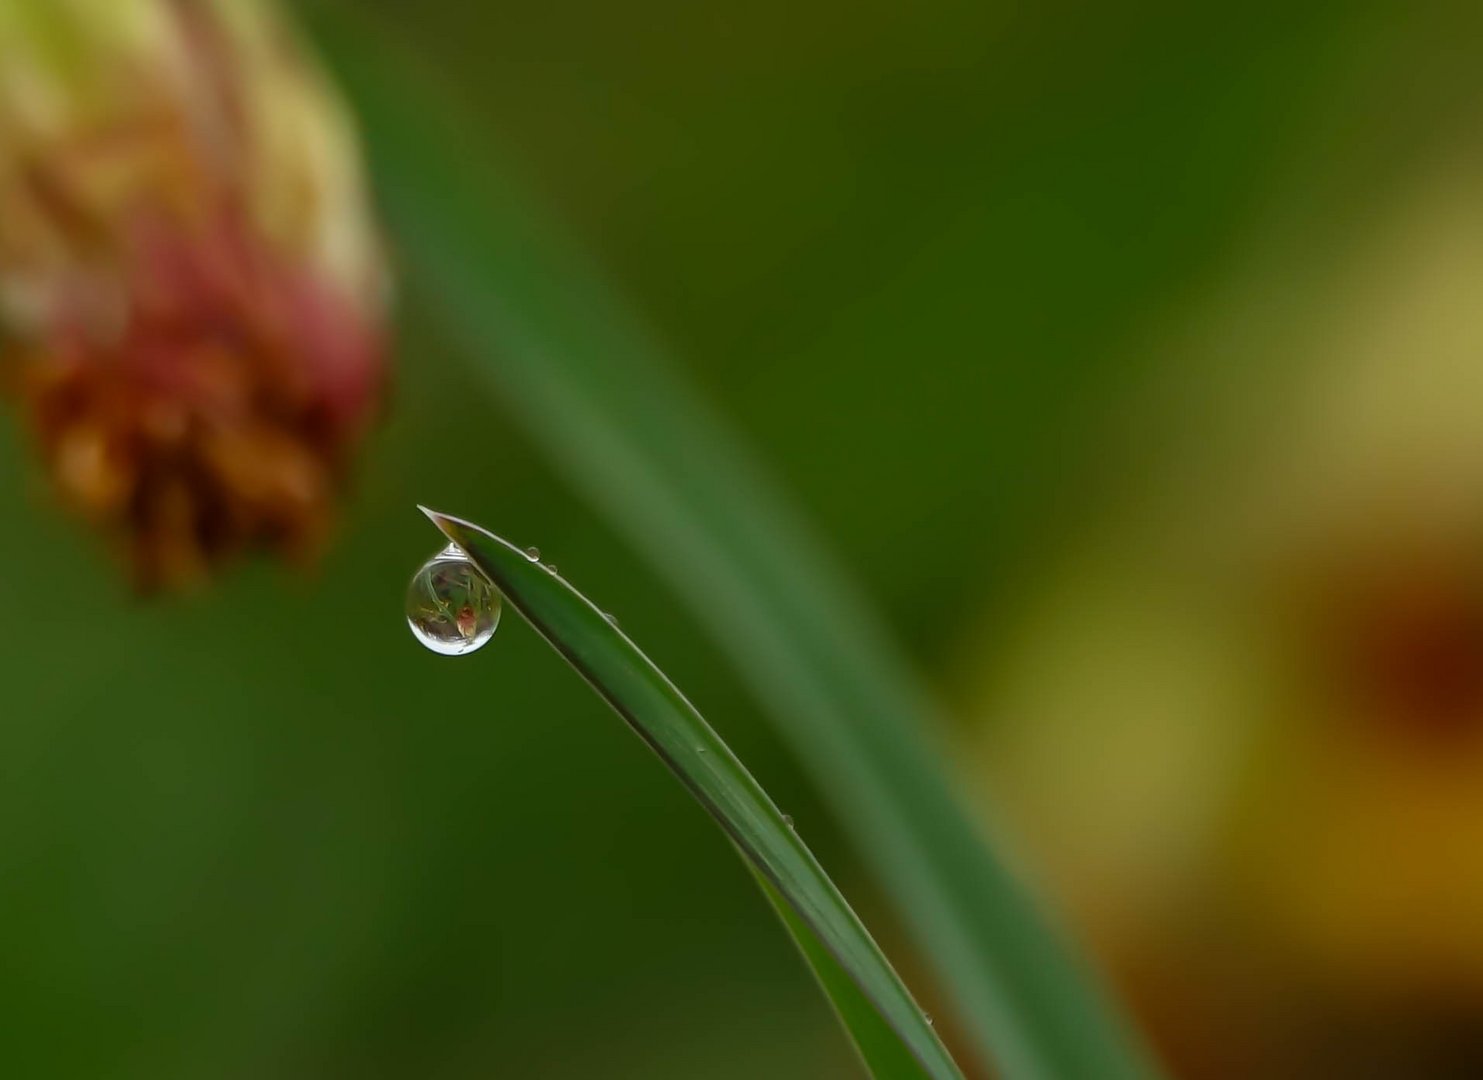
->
[525, 546, 541, 561]
[406, 543, 502, 656]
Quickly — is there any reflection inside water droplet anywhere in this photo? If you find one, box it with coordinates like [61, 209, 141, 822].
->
[525, 546, 541, 561]
[406, 543, 502, 656]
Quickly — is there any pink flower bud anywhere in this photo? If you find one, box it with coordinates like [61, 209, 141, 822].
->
[0, 0, 388, 589]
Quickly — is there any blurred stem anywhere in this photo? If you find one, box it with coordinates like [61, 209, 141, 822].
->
[302, 4, 1159, 1076]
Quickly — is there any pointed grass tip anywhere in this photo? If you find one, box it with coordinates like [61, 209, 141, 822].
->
[416, 503, 448, 528]
[416, 505, 495, 555]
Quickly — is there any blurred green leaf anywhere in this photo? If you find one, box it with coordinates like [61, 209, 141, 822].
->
[304, 5, 1158, 1076]
[424, 509, 961, 1079]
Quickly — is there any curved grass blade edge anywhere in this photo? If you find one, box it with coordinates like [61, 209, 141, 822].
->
[749, 864, 933, 1080]
[422, 507, 963, 1080]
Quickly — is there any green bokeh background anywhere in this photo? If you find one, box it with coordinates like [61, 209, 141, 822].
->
[3, 1, 1480, 1075]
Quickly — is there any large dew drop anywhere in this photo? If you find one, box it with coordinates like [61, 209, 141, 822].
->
[406, 544, 502, 655]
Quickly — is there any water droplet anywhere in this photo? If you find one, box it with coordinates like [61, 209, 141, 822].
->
[406, 544, 501, 656]
[782, 814, 794, 828]
[925, 1014, 935, 1027]
[603, 611, 619, 626]
[524, 546, 541, 561]
[545, 563, 558, 574]
[697, 747, 707, 754]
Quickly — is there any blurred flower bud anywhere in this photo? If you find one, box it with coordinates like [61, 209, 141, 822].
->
[0, 0, 387, 590]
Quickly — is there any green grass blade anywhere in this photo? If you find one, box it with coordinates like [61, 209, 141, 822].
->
[302, 7, 1158, 1076]
[423, 508, 963, 1080]
[749, 866, 932, 1080]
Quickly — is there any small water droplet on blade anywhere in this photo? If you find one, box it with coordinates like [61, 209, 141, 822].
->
[545, 563, 558, 574]
[524, 546, 541, 561]
[925, 1014, 934, 1027]
[406, 545, 502, 655]
[603, 612, 619, 626]
[782, 814, 794, 828]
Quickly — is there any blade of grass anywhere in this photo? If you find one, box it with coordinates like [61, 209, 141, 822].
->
[423, 508, 962, 1080]
[302, 7, 1158, 1076]
[749, 866, 932, 1080]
